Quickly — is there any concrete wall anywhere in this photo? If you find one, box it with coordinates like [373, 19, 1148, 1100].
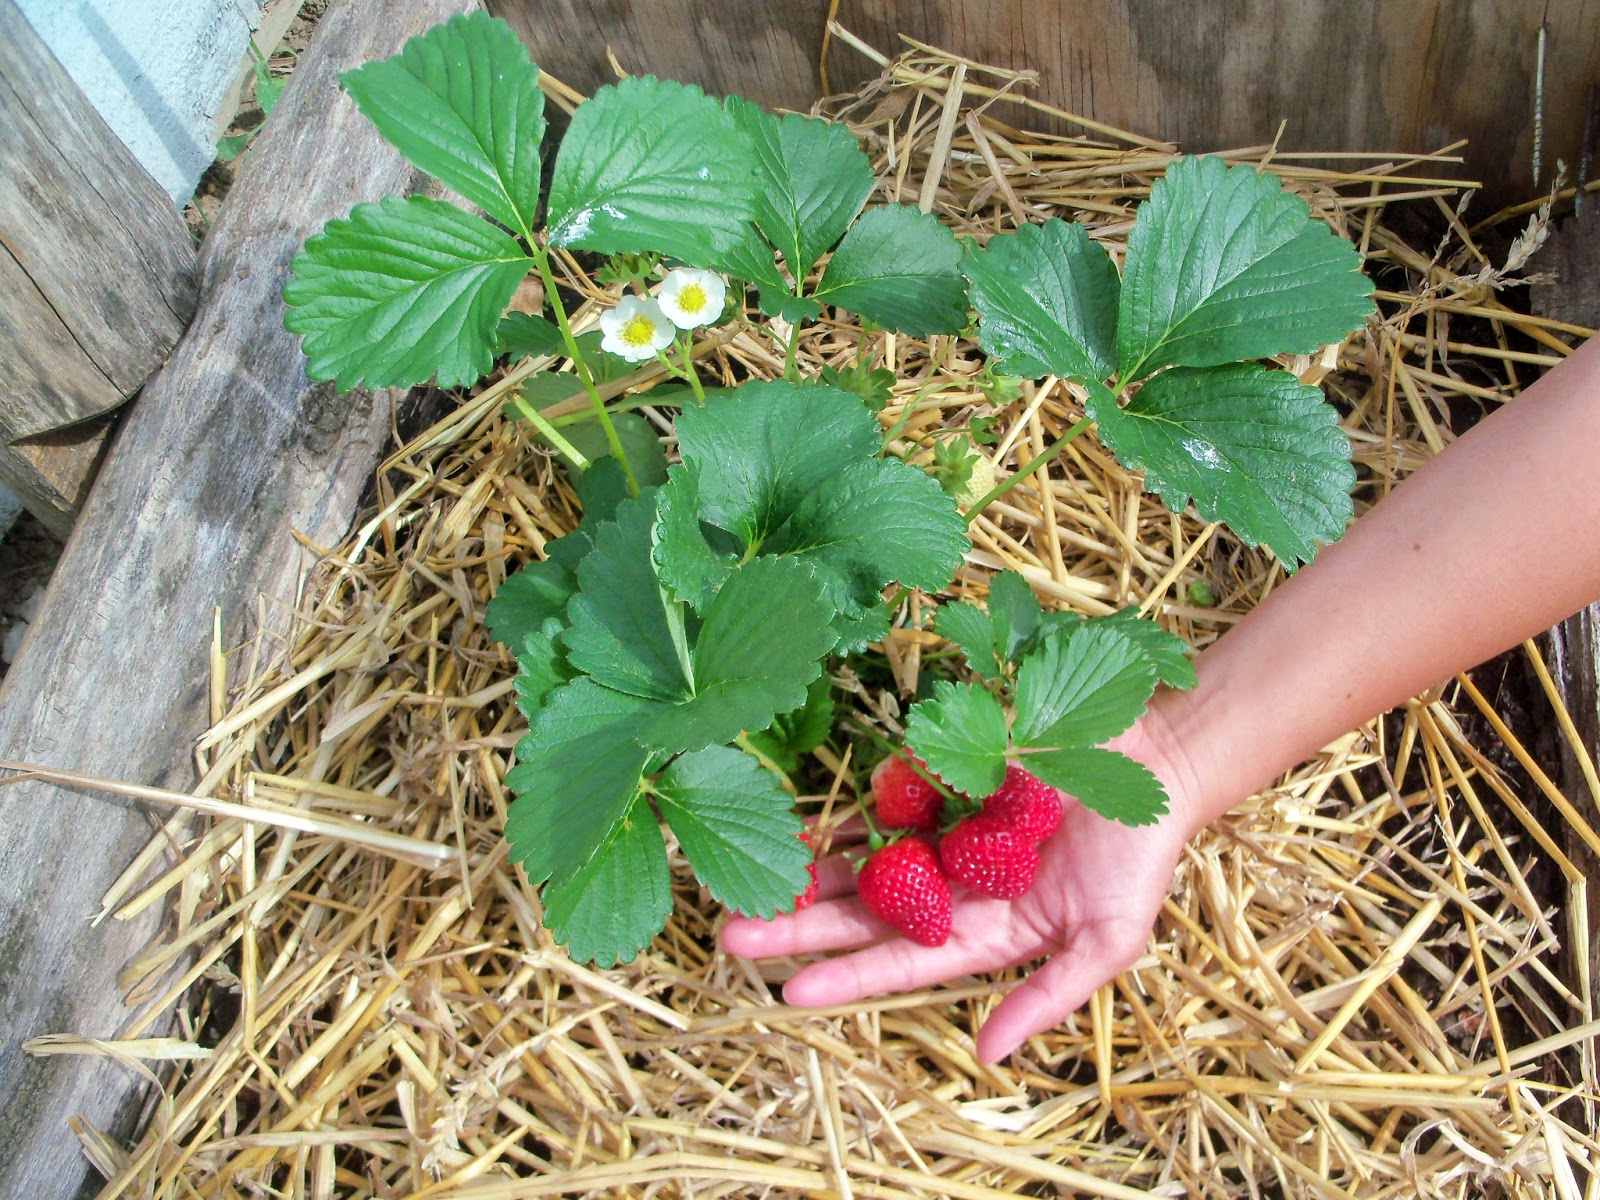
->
[15, 0, 274, 204]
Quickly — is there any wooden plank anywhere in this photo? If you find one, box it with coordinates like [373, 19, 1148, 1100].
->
[0, 0, 197, 433]
[0, 0, 476, 1195]
[488, 0, 826, 111]
[0, 420, 113, 539]
[489, 0, 1600, 210]
[0, 0, 197, 530]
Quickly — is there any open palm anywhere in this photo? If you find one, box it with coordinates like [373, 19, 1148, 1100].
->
[720, 718, 1199, 1063]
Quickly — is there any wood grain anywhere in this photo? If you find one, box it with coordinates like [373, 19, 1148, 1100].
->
[0, 0, 476, 1194]
[488, 0, 826, 111]
[488, 0, 1600, 209]
[0, 419, 113, 539]
[0, 0, 197, 436]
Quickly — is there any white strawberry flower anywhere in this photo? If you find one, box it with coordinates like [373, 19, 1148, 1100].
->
[599, 295, 675, 362]
[657, 267, 727, 330]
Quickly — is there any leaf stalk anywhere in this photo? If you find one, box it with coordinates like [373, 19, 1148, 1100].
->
[530, 242, 642, 495]
[964, 414, 1093, 525]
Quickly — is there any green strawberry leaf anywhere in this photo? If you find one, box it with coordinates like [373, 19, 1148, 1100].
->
[284, 195, 531, 390]
[216, 131, 254, 164]
[545, 457, 632, 572]
[638, 556, 835, 753]
[512, 617, 574, 723]
[338, 13, 546, 237]
[665, 381, 967, 649]
[934, 571, 1045, 681]
[1117, 156, 1375, 383]
[504, 678, 655, 887]
[934, 599, 1005, 682]
[485, 559, 577, 649]
[730, 98, 875, 281]
[255, 64, 285, 118]
[547, 76, 757, 265]
[744, 675, 834, 773]
[541, 791, 671, 965]
[653, 464, 737, 611]
[903, 680, 1010, 798]
[765, 455, 971, 609]
[655, 745, 812, 918]
[1012, 624, 1156, 749]
[1100, 609, 1196, 690]
[811, 205, 968, 336]
[963, 219, 1119, 383]
[1025, 746, 1169, 826]
[708, 223, 818, 322]
[1088, 363, 1354, 568]
[498, 312, 565, 359]
[819, 362, 897, 413]
[674, 380, 883, 546]
[987, 571, 1042, 665]
[546, 412, 669, 487]
[563, 491, 691, 702]
[509, 373, 586, 414]
[829, 600, 891, 656]
[1030, 608, 1197, 691]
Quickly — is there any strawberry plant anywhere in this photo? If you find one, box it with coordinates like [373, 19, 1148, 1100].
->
[281, 13, 1374, 966]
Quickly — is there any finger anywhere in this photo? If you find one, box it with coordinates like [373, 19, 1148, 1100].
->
[720, 895, 889, 958]
[783, 903, 1022, 1007]
[973, 928, 1128, 1064]
[812, 854, 860, 900]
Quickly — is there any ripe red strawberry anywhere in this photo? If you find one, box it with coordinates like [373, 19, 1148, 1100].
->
[939, 812, 1040, 899]
[856, 838, 952, 946]
[871, 752, 944, 833]
[792, 833, 820, 912]
[981, 765, 1062, 843]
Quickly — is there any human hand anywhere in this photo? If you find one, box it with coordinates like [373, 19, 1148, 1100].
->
[719, 712, 1201, 1064]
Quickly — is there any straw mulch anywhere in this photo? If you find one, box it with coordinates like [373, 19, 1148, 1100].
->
[56, 28, 1600, 1200]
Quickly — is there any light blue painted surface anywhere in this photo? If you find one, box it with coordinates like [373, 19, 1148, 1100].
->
[0, 484, 20, 537]
[15, 0, 269, 204]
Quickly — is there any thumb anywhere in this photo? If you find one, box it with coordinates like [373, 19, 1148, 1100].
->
[974, 928, 1134, 1064]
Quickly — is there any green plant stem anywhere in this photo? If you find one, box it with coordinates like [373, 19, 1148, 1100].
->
[678, 336, 707, 404]
[654, 338, 708, 406]
[782, 320, 802, 382]
[963, 415, 1093, 525]
[734, 733, 798, 796]
[510, 393, 591, 468]
[530, 243, 640, 495]
[879, 339, 959, 451]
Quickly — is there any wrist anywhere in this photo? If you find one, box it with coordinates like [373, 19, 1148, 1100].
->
[1108, 686, 1227, 842]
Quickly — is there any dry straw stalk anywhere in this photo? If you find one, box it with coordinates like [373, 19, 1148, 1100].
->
[25, 26, 1598, 1200]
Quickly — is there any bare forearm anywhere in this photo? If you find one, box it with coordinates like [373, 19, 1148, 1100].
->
[1157, 336, 1600, 832]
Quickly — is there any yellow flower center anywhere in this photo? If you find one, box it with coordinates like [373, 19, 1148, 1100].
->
[621, 315, 657, 347]
[677, 283, 708, 313]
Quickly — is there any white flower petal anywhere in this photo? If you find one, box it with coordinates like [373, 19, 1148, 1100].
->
[658, 268, 727, 330]
[599, 295, 674, 362]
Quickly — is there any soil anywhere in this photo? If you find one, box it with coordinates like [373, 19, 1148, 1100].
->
[0, 513, 63, 682]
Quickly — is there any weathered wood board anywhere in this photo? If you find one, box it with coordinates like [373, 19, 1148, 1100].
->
[0, 0, 198, 531]
[0, 0, 476, 1194]
[489, 0, 1600, 210]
